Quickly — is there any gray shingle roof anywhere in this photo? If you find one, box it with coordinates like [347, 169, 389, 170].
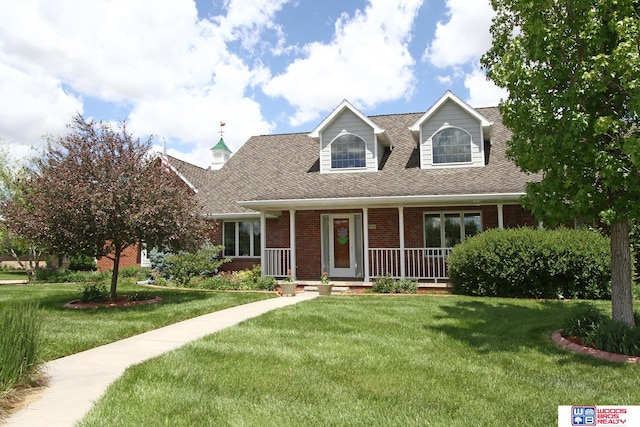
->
[172, 107, 536, 216]
[166, 155, 213, 191]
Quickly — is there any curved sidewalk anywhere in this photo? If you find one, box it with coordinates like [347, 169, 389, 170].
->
[6, 291, 319, 427]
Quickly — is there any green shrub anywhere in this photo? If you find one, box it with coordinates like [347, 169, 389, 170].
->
[372, 274, 395, 293]
[79, 283, 108, 302]
[561, 304, 607, 338]
[195, 267, 278, 291]
[562, 305, 640, 357]
[68, 254, 97, 271]
[35, 268, 110, 284]
[149, 247, 172, 278]
[372, 275, 418, 294]
[394, 278, 418, 294]
[254, 275, 278, 291]
[166, 243, 230, 286]
[0, 302, 43, 394]
[118, 265, 151, 280]
[448, 227, 611, 299]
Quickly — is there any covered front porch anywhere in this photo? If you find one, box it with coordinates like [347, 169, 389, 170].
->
[240, 194, 527, 283]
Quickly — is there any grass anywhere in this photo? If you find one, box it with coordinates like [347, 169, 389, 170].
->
[77, 296, 640, 427]
[0, 270, 28, 281]
[0, 280, 276, 362]
[0, 302, 42, 392]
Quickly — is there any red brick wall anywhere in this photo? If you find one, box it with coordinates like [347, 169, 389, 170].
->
[97, 244, 140, 272]
[503, 204, 538, 228]
[266, 212, 290, 248]
[368, 208, 399, 248]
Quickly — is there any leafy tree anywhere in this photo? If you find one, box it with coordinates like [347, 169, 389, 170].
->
[0, 145, 45, 280]
[2, 114, 207, 299]
[482, 0, 640, 325]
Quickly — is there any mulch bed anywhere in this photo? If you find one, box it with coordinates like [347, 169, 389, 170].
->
[64, 295, 163, 309]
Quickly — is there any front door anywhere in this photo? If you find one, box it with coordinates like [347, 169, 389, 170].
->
[321, 214, 362, 278]
[331, 217, 354, 277]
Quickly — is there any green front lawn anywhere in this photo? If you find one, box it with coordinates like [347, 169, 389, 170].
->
[78, 296, 639, 427]
[0, 281, 276, 361]
[0, 270, 28, 281]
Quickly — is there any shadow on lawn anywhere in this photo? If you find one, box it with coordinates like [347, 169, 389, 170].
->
[32, 287, 215, 313]
[426, 299, 620, 367]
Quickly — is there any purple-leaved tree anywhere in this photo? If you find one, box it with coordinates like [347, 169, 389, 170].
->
[2, 114, 206, 300]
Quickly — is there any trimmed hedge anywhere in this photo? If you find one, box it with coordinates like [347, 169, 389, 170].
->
[448, 227, 611, 299]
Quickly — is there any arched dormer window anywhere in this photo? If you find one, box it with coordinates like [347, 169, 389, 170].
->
[331, 133, 366, 169]
[431, 125, 472, 164]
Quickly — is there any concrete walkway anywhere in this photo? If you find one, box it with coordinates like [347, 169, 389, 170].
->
[6, 291, 319, 427]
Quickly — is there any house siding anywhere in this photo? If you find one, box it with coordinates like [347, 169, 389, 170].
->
[320, 109, 377, 173]
[420, 100, 484, 169]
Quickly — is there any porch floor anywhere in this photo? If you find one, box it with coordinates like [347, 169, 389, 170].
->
[299, 281, 452, 294]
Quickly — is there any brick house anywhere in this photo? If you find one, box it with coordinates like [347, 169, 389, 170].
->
[154, 91, 538, 284]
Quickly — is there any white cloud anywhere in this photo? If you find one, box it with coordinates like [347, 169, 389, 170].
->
[0, 0, 283, 167]
[464, 67, 508, 107]
[219, 0, 288, 51]
[436, 75, 453, 86]
[0, 62, 82, 157]
[262, 0, 424, 126]
[423, 0, 494, 68]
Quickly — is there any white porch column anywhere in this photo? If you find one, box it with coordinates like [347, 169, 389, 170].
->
[260, 211, 266, 277]
[363, 207, 370, 282]
[399, 206, 405, 279]
[289, 209, 296, 280]
[497, 203, 504, 229]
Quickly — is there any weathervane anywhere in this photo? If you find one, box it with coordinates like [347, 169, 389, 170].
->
[219, 121, 226, 138]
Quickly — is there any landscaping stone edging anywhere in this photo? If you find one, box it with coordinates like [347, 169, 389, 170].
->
[552, 330, 640, 364]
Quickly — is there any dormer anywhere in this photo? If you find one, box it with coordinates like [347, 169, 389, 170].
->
[409, 91, 493, 170]
[310, 100, 391, 173]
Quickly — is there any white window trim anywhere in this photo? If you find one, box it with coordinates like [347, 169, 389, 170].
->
[428, 124, 474, 167]
[223, 220, 261, 258]
[423, 211, 483, 248]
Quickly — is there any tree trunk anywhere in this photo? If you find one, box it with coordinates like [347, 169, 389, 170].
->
[610, 220, 635, 327]
[109, 247, 121, 302]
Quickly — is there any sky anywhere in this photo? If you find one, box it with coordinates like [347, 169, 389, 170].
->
[0, 0, 507, 168]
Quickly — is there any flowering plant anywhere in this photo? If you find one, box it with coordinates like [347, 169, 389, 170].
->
[284, 269, 294, 283]
[320, 271, 330, 284]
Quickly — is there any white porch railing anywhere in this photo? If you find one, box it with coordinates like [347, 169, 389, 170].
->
[264, 247, 451, 281]
[264, 248, 291, 277]
[369, 248, 401, 279]
[368, 247, 452, 281]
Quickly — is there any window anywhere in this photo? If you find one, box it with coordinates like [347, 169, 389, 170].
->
[424, 212, 481, 248]
[431, 127, 472, 164]
[331, 134, 366, 169]
[223, 220, 261, 257]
